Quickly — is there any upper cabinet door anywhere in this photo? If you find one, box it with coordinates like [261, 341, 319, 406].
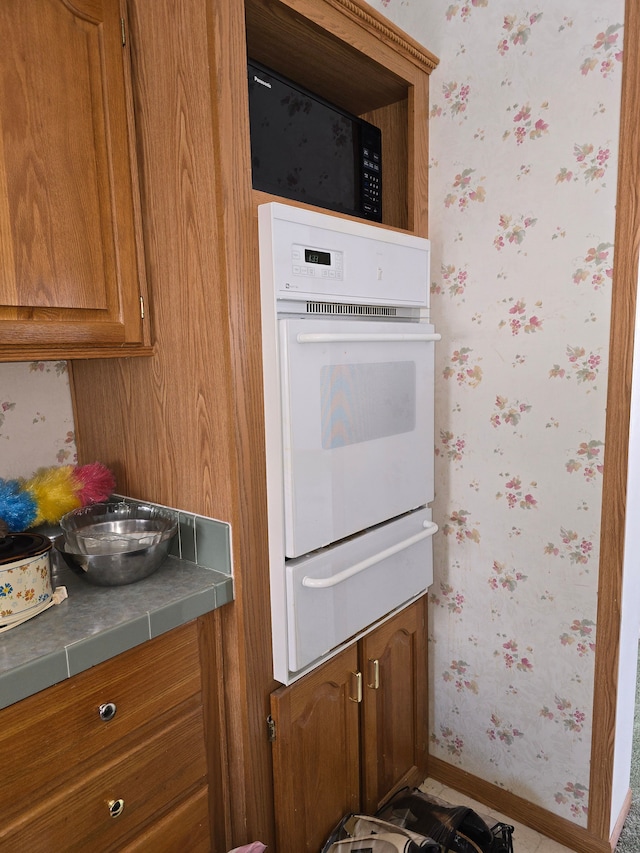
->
[0, 0, 150, 360]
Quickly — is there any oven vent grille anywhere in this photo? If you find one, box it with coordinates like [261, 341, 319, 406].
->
[306, 301, 398, 317]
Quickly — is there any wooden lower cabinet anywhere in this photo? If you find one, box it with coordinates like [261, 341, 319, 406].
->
[360, 597, 428, 814]
[0, 621, 216, 852]
[270, 598, 428, 853]
[270, 645, 361, 853]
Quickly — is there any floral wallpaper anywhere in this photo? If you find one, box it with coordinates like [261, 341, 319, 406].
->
[370, 0, 623, 827]
[0, 362, 77, 480]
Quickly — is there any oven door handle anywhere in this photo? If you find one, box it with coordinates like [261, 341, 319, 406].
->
[296, 332, 441, 344]
[301, 521, 438, 589]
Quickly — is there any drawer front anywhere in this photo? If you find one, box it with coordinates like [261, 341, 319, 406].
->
[0, 622, 201, 822]
[1, 707, 207, 852]
[121, 787, 211, 853]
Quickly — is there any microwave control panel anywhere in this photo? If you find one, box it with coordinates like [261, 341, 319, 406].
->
[361, 137, 381, 220]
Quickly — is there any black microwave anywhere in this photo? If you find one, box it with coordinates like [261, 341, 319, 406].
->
[247, 60, 382, 222]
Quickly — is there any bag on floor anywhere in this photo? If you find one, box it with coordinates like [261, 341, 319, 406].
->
[375, 788, 514, 853]
[321, 812, 440, 853]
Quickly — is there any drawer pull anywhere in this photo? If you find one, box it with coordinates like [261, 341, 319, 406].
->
[108, 798, 125, 818]
[349, 671, 362, 703]
[99, 702, 117, 722]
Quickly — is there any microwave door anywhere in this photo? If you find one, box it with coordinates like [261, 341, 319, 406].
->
[279, 317, 436, 558]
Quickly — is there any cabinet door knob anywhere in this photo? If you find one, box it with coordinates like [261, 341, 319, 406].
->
[98, 702, 117, 722]
[108, 799, 125, 819]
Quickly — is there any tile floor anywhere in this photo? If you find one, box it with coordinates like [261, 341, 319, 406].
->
[420, 779, 577, 853]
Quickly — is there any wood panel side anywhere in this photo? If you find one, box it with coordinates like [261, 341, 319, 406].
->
[72, 0, 236, 515]
[362, 99, 409, 232]
[409, 74, 430, 237]
[198, 611, 233, 853]
[588, 0, 640, 840]
[205, 0, 278, 847]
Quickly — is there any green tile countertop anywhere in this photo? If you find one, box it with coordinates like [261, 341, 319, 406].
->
[0, 498, 233, 711]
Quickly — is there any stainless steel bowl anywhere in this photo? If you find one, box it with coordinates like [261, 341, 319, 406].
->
[54, 535, 172, 586]
[60, 501, 178, 555]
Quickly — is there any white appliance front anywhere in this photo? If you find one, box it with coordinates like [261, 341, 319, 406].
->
[286, 506, 435, 672]
[279, 316, 436, 557]
[259, 202, 438, 684]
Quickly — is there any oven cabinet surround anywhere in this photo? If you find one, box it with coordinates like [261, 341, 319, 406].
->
[0, 618, 222, 852]
[244, 0, 437, 233]
[68, 0, 437, 849]
[270, 599, 428, 853]
[0, 0, 150, 362]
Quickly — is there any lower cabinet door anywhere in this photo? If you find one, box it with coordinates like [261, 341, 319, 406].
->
[270, 645, 361, 853]
[360, 599, 428, 813]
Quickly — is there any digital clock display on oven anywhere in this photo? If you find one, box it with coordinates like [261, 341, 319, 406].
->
[305, 249, 331, 266]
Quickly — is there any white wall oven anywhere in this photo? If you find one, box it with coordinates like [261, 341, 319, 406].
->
[259, 203, 438, 684]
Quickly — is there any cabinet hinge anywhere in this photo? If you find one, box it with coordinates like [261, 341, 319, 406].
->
[120, 17, 126, 47]
[139, 295, 145, 319]
[267, 714, 276, 742]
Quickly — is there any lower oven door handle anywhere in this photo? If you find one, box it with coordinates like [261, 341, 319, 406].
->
[296, 332, 442, 344]
[301, 521, 439, 589]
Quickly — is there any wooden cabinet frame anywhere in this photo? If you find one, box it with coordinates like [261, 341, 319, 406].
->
[70, 1, 437, 848]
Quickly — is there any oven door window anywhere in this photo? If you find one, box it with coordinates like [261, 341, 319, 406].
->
[279, 317, 435, 558]
[321, 361, 415, 448]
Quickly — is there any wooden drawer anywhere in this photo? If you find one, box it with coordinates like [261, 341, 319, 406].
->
[1, 707, 207, 852]
[0, 621, 202, 823]
[121, 787, 211, 852]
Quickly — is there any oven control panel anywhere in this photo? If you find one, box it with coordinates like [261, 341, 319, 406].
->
[291, 244, 344, 281]
[259, 201, 430, 309]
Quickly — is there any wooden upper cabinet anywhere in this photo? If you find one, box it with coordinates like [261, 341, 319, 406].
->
[0, 0, 150, 361]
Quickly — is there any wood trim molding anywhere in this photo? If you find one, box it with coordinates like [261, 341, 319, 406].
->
[610, 788, 632, 851]
[429, 757, 613, 853]
[197, 611, 233, 852]
[2, 345, 155, 361]
[324, 0, 439, 73]
[588, 0, 640, 840]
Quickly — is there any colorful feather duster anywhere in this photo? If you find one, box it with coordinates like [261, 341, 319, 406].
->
[0, 463, 116, 532]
